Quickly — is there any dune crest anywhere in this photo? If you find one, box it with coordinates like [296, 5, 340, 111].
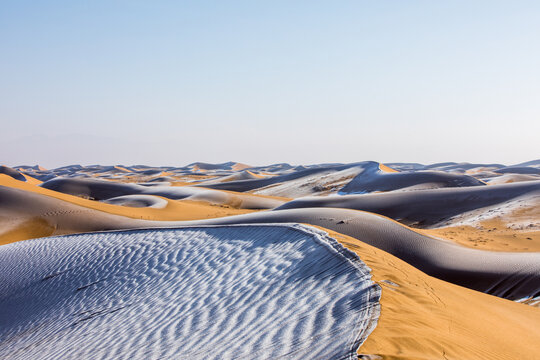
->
[3, 159, 540, 358]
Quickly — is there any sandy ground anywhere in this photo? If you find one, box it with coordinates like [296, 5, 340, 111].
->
[39, 176, 286, 209]
[318, 228, 540, 359]
[424, 202, 540, 252]
[0, 174, 259, 219]
[425, 222, 540, 252]
[0, 175, 255, 245]
[3, 176, 540, 302]
[3, 161, 540, 358]
[277, 181, 540, 227]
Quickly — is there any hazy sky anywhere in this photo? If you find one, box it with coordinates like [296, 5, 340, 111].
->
[1, 1, 539, 168]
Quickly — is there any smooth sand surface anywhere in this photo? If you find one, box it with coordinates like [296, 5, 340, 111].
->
[0, 165, 27, 182]
[0, 176, 255, 245]
[2, 177, 540, 301]
[102, 194, 169, 208]
[277, 180, 540, 226]
[39, 177, 286, 209]
[487, 173, 540, 185]
[318, 228, 540, 360]
[3, 160, 540, 358]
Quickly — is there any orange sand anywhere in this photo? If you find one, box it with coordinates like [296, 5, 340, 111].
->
[379, 163, 399, 173]
[231, 163, 252, 171]
[21, 173, 42, 185]
[424, 207, 540, 252]
[246, 170, 264, 178]
[425, 222, 540, 252]
[317, 227, 540, 360]
[0, 217, 56, 246]
[0, 174, 255, 222]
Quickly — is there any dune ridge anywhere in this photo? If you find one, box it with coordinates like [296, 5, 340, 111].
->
[3, 159, 540, 358]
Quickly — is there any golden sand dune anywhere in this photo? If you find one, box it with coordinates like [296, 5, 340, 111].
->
[1, 185, 539, 359]
[322, 228, 540, 359]
[0, 175, 255, 245]
[277, 180, 540, 226]
[39, 176, 286, 209]
[1, 165, 27, 182]
[3, 160, 540, 358]
[3, 176, 540, 303]
[424, 205, 540, 252]
[193, 161, 485, 197]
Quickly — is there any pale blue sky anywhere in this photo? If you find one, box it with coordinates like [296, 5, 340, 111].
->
[1, 1, 539, 167]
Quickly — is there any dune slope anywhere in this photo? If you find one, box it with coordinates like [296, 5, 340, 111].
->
[323, 228, 540, 360]
[277, 181, 540, 226]
[176, 209, 540, 301]
[39, 177, 285, 209]
[0, 225, 380, 360]
[2, 182, 539, 302]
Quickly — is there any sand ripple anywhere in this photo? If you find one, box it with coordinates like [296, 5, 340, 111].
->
[0, 224, 380, 359]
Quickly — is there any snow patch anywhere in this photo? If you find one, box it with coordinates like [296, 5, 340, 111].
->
[0, 224, 380, 359]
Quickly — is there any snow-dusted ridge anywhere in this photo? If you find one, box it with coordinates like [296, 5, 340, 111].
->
[0, 224, 380, 359]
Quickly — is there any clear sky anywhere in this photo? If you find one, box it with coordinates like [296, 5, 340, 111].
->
[1, 1, 539, 168]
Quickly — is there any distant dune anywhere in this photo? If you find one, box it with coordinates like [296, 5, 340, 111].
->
[277, 180, 540, 226]
[2, 159, 540, 359]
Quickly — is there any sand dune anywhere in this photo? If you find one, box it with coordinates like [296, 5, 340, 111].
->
[3, 160, 540, 358]
[423, 198, 540, 252]
[15, 160, 540, 192]
[486, 173, 540, 185]
[196, 163, 368, 194]
[325, 228, 540, 359]
[174, 208, 540, 301]
[40, 177, 285, 209]
[514, 159, 540, 167]
[195, 161, 485, 196]
[196, 170, 262, 184]
[339, 162, 484, 194]
[277, 180, 540, 226]
[250, 166, 363, 197]
[0, 225, 380, 359]
[0, 177, 254, 245]
[102, 194, 169, 208]
[495, 166, 540, 175]
[1, 217, 539, 359]
[0, 165, 27, 182]
[3, 174, 540, 301]
[0, 186, 149, 245]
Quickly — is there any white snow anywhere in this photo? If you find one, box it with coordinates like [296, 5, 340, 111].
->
[253, 167, 363, 197]
[0, 224, 380, 359]
[431, 193, 540, 229]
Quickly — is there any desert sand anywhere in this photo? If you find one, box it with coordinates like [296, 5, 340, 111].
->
[1, 160, 540, 359]
[323, 227, 540, 360]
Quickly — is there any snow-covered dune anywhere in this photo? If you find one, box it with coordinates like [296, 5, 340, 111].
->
[39, 177, 285, 209]
[102, 194, 169, 208]
[0, 225, 380, 360]
[277, 180, 540, 226]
